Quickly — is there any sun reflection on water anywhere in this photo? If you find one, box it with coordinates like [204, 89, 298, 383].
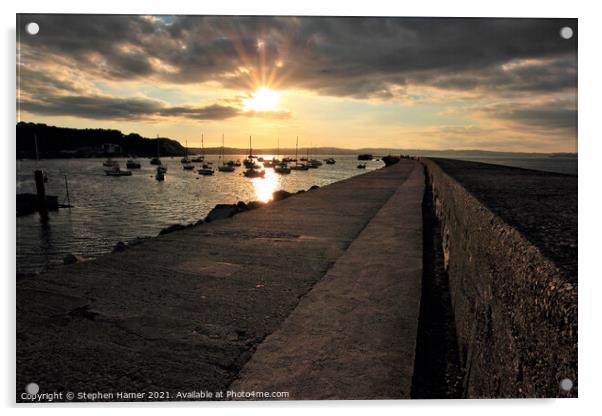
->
[252, 166, 279, 202]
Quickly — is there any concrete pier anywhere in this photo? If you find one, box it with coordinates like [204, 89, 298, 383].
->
[16, 160, 424, 401]
[230, 162, 424, 399]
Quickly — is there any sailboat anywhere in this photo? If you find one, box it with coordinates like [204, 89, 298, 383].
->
[191, 134, 205, 162]
[243, 136, 256, 168]
[290, 137, 309, 170]
[150, 135, 163, 166]
[273, 139, 291, 173]
[218, 134, 236, 172]
[182, 140, 194, 170]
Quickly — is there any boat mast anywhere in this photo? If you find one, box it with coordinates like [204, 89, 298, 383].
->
[295, 136, 299, 166]
[221, 134, 225, 165]
[249, 135, 252, 158]
[277, 138, 280, 161]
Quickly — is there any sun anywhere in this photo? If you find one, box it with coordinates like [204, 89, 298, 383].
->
[243, 87, 282, 112]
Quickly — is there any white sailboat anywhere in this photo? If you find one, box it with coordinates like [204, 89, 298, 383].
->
[217, 134, 236, 172]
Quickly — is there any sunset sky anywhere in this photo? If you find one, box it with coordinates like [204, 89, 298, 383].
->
[17, 15, 577, 152]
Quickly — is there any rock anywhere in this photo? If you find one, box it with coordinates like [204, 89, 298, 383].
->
[236, 201, 248, 211]
[296, 190, 306, 194]
[205, 204, 238, 222]
[158, 223, 188, 235]
[194, 219, 205, 226]
[247, 201, 266, 210]
[112, 241, 127, 252]
[272, 190, 292, 201]
[309, 185, 320, 190]
[63, 254, 86, 265]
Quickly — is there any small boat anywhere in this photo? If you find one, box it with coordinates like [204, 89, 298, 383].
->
[103, 158, 117, 167]
[105, 163, 132, 176]
[291, 137, 309, 171]
[244, 167, 266, 178]
[274, 163, 291, 174]
[151, 135, 162, 165]
[218, 164, 236, 172]
[243, 136, 257, 168]
[307, 159, 322, 169]
[357, 163, 367, 169]
[155, 166, 165, 181]
[191, 155, 204, 162]
[198, 164, 214, 175]
[234, 159, 242, 167]
[126, 158, 141, 169]
[324, 158, 336, 165]
[258, 157, 264, 162]
[181, 140, 192, 164]
[183, 162, 195, 170]
[217, 134, 236, 172]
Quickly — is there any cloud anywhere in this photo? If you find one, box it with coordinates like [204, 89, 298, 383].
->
[18, 15, 577, 100]
[19, 92, 243, 121]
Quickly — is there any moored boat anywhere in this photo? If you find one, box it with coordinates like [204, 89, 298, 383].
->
[198, 164, 214, 175]
[104, 163, 132, 176]
[274, 163, 291, 174]
[243, 167, 266, 178]
[126, 158, 141, 169]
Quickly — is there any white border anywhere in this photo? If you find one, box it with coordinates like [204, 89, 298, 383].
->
[3, 1, 600, 415]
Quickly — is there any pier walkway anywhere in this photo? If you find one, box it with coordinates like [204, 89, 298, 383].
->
[17, 160, 424, 401]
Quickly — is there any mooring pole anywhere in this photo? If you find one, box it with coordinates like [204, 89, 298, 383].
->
[64, 174, 72, 211]
[34, 169, 48, 221]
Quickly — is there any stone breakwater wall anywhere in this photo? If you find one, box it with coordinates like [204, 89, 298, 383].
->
[421, 158, 577, 398]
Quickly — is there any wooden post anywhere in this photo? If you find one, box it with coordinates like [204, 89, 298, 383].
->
[34, 169, 48, 221]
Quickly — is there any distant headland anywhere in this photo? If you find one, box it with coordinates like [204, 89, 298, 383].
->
[16, 122, 577, 159]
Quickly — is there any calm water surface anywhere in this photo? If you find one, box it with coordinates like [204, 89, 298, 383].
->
[16, 155, 381, 273]
[16, 155, 577, 273]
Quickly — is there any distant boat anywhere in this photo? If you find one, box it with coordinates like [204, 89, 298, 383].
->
[307, 144, 322, 168]
[126, 158, 141, 169]
[243, 136, 256, 168]
[151, 135, 162, 165]
[181, 139, 192, 165]
[324, 157, 336, 165]
[357, 163, 367, 169]
[290, 136, 309, 171]
[217, 134, 236, 172]
[234, 159, 242, 167]
[103, 157, 117, 167]
[155, 166, 165, 181]
[105, 162, 132, 176]
[198, 163, 214, 176]
[274, 163, 291, 174]
[244, 166, 266, 178]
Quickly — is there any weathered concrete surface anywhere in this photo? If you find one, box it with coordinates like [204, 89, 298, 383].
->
[422, 158, 577, 398]
[230, 162, 424, 400]
[16, 160, 417, 401]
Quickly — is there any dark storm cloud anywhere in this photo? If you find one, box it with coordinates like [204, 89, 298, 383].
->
[481, 101, 577, 132]
[18, 15, 577, 98]
[20, 93, 244, 121]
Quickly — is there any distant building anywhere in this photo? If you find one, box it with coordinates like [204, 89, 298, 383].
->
[101, 143, 122, 154]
